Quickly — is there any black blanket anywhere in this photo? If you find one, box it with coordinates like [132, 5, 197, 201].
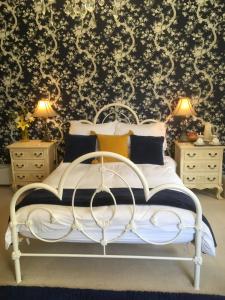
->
[15, 188, 216, 246]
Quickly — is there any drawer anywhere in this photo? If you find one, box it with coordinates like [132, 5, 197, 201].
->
[14, 173, 30, 182]
[13, 160, 46, 171]
[15, 172, 46, 182]
[184, 161, 220, 172]
[12, 149, 45, 160]
[30, 173, 46, 182]
[184, 149, 220, 161]
[183, 174, 219, 185]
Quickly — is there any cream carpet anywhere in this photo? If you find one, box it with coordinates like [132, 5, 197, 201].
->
[0, 186, 225, 295]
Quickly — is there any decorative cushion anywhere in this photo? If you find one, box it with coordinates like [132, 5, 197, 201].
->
[64, 134, 97, 163]
[92, 133, 130, 163]
[69, 121, 116, 135]
[115, 121, 167, 150]
[130, 135, 164, 165]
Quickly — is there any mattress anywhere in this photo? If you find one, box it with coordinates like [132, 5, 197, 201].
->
[5, 157, 216, 256]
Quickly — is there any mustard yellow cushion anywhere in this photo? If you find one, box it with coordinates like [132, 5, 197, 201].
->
[92, 132, 130, 162]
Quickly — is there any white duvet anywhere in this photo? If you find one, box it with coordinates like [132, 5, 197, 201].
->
[5, 156, 216, 256]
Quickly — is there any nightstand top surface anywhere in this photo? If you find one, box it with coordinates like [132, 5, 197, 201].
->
[175, 141, 225, 149]
[7, 140, 55, 149]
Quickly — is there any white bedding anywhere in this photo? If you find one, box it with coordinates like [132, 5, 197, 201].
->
[5, 156, 216, 256]
[44, 156, 180, 189]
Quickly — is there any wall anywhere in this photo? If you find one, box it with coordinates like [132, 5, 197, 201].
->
[0, 0, 224, 164]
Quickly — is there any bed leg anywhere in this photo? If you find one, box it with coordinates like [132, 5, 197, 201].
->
[13, 254, 22, 284]
[194, 261, 201, 290]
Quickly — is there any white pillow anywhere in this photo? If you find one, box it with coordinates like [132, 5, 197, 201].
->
[69, 121, 116, 135]
[115, 122, 167, 150]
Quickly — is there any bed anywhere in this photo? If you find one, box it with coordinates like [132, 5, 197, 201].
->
[6, 103, 216, 290]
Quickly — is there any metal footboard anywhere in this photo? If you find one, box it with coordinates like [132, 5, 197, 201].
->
[9, 151, 202, 289]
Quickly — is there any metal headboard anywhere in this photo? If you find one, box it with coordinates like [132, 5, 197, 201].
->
[93, 103, 161, 125]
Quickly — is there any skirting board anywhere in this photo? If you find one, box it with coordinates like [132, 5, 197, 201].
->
[0, 164, 12, 185]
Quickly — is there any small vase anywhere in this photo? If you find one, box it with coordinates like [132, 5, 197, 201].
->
[203, 122, 213, 142]
[21, 128, 29, 142]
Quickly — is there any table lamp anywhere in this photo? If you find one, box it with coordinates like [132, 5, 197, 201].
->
[172, 97, 196, 142]
[33, 99, 57, 142]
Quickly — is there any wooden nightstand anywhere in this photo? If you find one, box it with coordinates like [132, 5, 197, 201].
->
[7, 140, 57, 190]
[175, 141, 224, 199]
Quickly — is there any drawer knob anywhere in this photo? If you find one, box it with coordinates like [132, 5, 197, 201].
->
[207, 177, 216, 182]
[17, 175, 25, 180]
[16, 164, 24, 169]
[34, 152, 43, 157]
[187, 153, 196, 158]
[187, 176, 195, 182]
[34, 163, 44, 168]
[208, 164, 217, 170]
[187, 165, 196, 169]
[208, 152, 217, 158]
[36, 175, 44, 180]
[15, 152, 23, 158]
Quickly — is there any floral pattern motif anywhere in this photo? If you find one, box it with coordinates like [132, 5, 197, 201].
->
[0, 0, 224, 169]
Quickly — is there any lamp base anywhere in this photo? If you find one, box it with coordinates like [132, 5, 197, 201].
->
[41, 122, 52, 142]
[179, 131, 189, 142]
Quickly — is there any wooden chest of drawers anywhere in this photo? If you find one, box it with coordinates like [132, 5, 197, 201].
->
[7, 140, 56, 190]
[175, 141, 224, 199]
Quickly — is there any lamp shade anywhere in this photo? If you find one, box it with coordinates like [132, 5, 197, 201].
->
[173, 97, 196, 117]
[33, 100, 57, 118]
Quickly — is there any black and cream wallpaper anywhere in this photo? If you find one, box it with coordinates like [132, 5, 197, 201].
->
[0, 0, 224, 164]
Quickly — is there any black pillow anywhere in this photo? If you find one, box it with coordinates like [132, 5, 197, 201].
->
[130, 135, 164, 165]
[64, 134, 96, 163]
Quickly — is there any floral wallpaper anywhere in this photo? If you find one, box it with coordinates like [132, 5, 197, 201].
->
[0, 0, 224, 167]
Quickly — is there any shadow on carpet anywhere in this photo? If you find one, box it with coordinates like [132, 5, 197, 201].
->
[1, 286, 225, 300]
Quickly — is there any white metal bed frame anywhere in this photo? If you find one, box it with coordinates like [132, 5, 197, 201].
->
[9, 103, 203, 289]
